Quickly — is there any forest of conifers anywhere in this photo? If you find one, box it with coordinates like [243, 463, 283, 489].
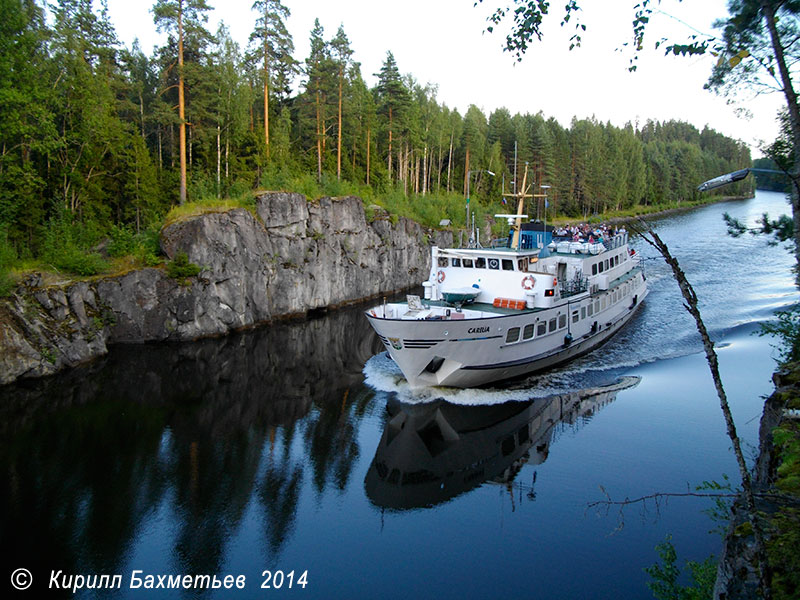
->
[1, 0, 753, 274]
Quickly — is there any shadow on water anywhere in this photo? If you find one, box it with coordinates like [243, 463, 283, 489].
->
[365, 376, 640, 510]
[0, 305, 384, 592]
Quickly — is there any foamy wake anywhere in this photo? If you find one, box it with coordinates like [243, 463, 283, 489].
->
[363, 352, 580, 406]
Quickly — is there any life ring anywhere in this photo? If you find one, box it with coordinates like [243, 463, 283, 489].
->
[521, 275, 536, 290]
[437, 270, 446, 283]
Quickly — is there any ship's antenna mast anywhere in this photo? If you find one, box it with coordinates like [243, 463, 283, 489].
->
[502, 163, 532, 250]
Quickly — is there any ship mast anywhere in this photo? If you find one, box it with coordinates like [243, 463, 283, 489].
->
[502, 164, 532, 250]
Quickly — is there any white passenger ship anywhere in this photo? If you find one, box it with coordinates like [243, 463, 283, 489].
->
[365, 214, 647, 389]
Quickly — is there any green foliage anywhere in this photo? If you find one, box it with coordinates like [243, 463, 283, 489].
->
[166, 251, 201, 280]
[696, 475, 734, 536]
[0, 0, 753, 278]
[0, 228, 17, 296]
[107, 224, 162, 267]
[41, 215, 108, 276]
[768, 417, 800, 600]
[644, 536, 716, 600]
[723, 211, 794, 245]
[759, 305, 800, 363]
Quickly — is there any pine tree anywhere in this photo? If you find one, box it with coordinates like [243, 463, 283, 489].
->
[249, 0, 293, 159]
[330, 25, 353, 181]
[374, 51, 409, 183]
[153, 0, 212, 204]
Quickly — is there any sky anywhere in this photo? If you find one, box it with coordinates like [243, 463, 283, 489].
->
[105, 0, 786, 157]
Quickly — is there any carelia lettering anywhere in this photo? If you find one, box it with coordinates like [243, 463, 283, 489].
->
[467, 326, 490, 334]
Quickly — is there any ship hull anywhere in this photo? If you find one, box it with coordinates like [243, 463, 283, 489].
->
[366, 283, 647, 389]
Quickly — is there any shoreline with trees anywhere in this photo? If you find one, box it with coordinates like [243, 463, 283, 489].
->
[0, 0, 752, 289]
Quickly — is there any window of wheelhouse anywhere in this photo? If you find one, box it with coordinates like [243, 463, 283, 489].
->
[438, 257, 448, 267]
[451, 258, 461, 267]
[518, 258, 528, 272]
[463, 258, 473, 268]
[475, 257, 486, 269]
[502, 259, 514, 271]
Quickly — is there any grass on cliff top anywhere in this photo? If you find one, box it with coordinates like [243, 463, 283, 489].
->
[163, 191, 257, 228]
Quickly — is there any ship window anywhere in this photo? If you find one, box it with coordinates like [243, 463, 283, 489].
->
[502, 259, 514, 271]
[588, 304, 593, 316]
[488, 258, 500, 270]
[463, 259, 473, 268]
[581, 307, 586, 319]
[518, 259, 528, 272]
[549, 318, 557, 332]
[598, 262, 604, 273]
[559, 314, 567, 329]
[594, 300, 600, 313]
[475, 257, 486, 269]
[506, 327, 520, 343]
[517, 425, 530, 445]
[537, 322, 547, 336]
[452, 258, 461, 267]
[438, 257, 448, 267]
[501, 435, 515, 457]
[523, 323, 535, 339]
[572, 311, 579, 323]
[605, 259, 609, 270]
[592, 263, 598, 275]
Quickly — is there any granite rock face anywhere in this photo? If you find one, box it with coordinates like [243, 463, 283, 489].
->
[0, 192, 452, 384]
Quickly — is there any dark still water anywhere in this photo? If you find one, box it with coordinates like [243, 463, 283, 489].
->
[1, 191, 797, 599]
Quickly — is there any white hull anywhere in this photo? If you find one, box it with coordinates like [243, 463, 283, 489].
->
[367, 278, 647, 388]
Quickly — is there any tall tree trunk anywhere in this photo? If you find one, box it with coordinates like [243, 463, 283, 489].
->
[639, 227, 773, 600]
[263, 32, 270, 158]
[447, 130, 454, 193]
[139, 90, 145, 139]
[178, 0, 187, 205]
[437, 140, 443, 192]
[422, 144, 428, 196]
[760, 0, 800, 269]
[337, 65, 343, 180]
[216, 124, 221, 198]
[388, 107, 393, 181]
[463, 147, 470, 196]
[316, 86, 322, 183]
[366, 126, 371, 186]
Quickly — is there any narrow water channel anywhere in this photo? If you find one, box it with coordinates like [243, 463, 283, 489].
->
[1, 190, 796, 599]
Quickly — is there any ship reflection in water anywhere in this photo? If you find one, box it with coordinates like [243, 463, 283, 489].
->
[365, 377, 640, 510]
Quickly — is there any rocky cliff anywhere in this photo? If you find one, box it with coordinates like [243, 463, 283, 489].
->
[0, 192, 452, 385]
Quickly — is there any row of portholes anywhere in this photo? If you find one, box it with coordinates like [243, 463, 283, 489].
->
[437, 256, 518, 271]
[591, 252, 624, 276]
[505, 313, 568, 344]
[504, 276, 639, 345]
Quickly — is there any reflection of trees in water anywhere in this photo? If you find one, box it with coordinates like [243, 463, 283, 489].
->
[0, 305, 382, 579]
